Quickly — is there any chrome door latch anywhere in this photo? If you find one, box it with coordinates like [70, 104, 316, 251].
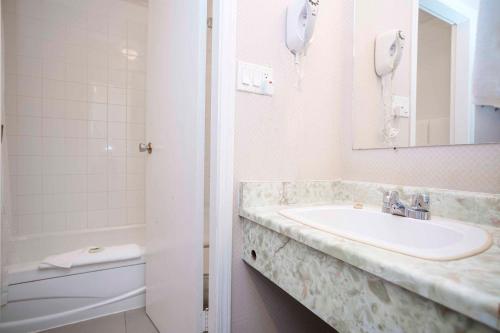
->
[139, 142, 153, 154]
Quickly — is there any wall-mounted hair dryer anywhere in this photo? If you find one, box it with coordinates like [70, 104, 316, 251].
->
[286, 0, 319, 56]
[286, 0, 319, 87]
[375, 30, 406, 77]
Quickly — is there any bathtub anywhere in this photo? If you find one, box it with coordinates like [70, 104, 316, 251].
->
[0, 257, 145, 333]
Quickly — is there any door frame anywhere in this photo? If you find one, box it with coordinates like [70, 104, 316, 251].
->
[414, 0, 478, 145]
[208, 0, 236, 332]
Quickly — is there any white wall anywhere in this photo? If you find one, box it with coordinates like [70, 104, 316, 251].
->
[232, 0, 345, 331]
[2, 0, 147, 264]
[232, 0, 500, 331]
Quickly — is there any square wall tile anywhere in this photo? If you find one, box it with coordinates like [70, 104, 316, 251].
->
[108, 69, 127, 88]
[88, 85, 108, 103]
[127, 123, 145, 141]
[15, 136, 43, 155]
[108, 191, 127, 209]
[65, 82, 87, 101]
[17, 56, 42, 77]
[88, 157, 107, 174]
[43, 212, 66, 233]
[65, 138, 88, 156]
[17, 116, 42, 136]
[43, 137, 65, 156]
[108, 174, 126, 191]
[43, 175, 66, 194]
[127, 107, 145, 124]
[43, 61, 65, 80]
[13, 156, 43, 175]
[88, 121, 107, 139]
[65, 43, 86, 65]
[108, 208, 127, 226]
[88, 210, 108, 228]
[108, 122, 126, 140]
[16, 175, 42, 195]
[127, 90, 145, 108]
[88, 192, 108, 210]
[127, 157, 145, 174]
[108, 140, 127, 156]
[88, 139, 108, 156]
[66, 101, 88, 120]
[42, 79, 65, 100]
[127, 174, 144, 191]
[17, 214, 43, 235]
[127, 207, 145, 225]
[66, 211, 88, 230]
[15, 194, 43, 214]
[88, 67, 108, 85]
[64, 120, 88, 138]
[88, 174, 108, 192]
[88, 103, 107, 121]
[108, 87, 126, 105]
[108, 105, 126, 122]
[65, 64, 87, 83]
[43, 99, 65, 119]
[18, 76, 42, 97]
[43, 194, 67, 213]
[18, 97, 42, 117]
[108, 157, 126, 174]
[43, 118, 65, 137]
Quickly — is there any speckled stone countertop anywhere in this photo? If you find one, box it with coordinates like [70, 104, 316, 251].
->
[239, 181, 500, 330]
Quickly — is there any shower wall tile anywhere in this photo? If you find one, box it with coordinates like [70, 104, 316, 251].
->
[4, 0, 148, 239]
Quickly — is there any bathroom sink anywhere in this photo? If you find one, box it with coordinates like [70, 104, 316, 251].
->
[279, 206, 492, 260]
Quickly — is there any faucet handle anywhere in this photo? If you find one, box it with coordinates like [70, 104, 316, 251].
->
[382, 191, 390, 203]
[410, 193, 430, 211]
[382, 191, 400, 213]
[382, 191, 391, 213]
[389, 191, 400, 201]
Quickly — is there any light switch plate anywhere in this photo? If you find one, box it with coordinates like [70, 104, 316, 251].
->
[237, 61, 274, 96]
[393, 95, 410, 118]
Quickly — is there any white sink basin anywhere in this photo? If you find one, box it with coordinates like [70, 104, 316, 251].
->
[279, 206, 492, 261]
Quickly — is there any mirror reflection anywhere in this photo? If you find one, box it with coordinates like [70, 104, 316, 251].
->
[353, 0, 500, 149]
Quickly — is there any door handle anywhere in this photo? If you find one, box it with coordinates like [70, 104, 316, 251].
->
[139, 142, 153, 154]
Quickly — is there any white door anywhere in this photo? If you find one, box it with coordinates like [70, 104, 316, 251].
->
[145, 1, 207, 332]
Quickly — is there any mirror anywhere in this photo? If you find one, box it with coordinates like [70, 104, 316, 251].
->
[352, 0, 500, 149]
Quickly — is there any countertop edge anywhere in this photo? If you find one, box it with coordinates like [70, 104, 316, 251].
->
[239, 206, 500, 330]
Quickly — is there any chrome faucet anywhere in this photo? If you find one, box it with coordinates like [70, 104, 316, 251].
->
[382, 191, 431, 220]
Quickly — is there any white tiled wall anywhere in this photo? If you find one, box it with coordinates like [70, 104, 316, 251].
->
[3, 0, 148, 239]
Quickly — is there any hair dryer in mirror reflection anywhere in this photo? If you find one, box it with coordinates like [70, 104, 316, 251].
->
[374, 30, 406, 146]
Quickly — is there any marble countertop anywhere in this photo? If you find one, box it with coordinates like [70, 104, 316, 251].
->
[240, 204, 500, 330]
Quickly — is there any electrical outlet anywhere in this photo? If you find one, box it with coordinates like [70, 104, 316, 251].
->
[392, 95, 410, 118]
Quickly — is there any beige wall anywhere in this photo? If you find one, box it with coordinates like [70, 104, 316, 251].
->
[233, 0, 499, 331]
[416, 11, 452, 122]
[232, 0, 346, 331]
[416, 11, 451, 146]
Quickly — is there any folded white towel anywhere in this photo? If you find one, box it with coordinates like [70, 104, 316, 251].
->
[39, 244, 143, 270]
